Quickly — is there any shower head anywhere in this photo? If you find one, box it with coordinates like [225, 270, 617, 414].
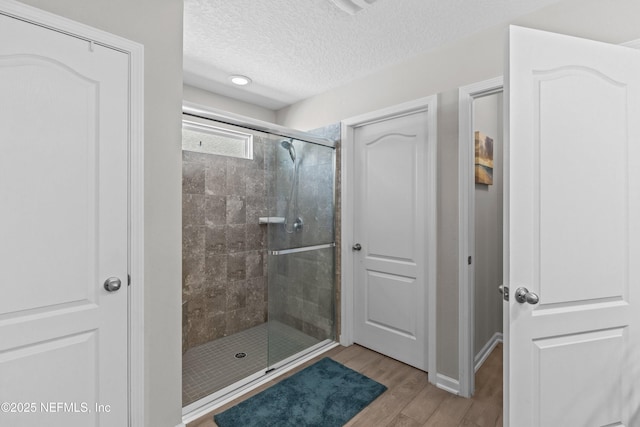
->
[280, 139, 296, 163]
[280, 139, 291, 149]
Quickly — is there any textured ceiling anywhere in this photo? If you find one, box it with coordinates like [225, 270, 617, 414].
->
[184, 0, 562, 110]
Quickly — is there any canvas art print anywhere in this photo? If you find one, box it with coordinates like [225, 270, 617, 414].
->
[475, 131, 494, 185]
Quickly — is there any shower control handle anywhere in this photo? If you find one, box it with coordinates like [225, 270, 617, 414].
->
[352, 243, 362, 251]
[104, 277, 122, 292]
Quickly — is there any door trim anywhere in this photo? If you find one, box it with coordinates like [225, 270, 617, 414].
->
[341, 95, 437, 383]
[458, 76, 503, 398]
[0, 1, 145, 425]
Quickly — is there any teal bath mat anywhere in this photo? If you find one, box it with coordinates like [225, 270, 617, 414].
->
[214, 357, 387, 427]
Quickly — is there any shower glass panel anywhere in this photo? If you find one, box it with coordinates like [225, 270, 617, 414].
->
[266, 138, 335, 367]
[181, 108, 336, 412]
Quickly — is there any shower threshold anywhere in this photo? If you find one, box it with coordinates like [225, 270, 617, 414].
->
[182, 327, 338, 423]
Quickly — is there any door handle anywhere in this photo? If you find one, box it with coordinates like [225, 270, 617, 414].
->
[104, 277, 122, 292]
[514, 287, 539, 305]
[352, 243, 362, 251]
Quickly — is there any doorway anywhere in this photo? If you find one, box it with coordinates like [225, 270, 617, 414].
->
[341, 96, 438, 380]
[472, 92, 504, 374]
[460, 32, 640, 425]
[458, 77, 504, 398]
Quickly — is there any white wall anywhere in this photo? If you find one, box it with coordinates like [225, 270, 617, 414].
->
[473, 93, 503, 357]
[276, 0, 640, 380]
[184, 84, 276, 122]
[16, 0, 184, 426]
[277, 0, 640, 131]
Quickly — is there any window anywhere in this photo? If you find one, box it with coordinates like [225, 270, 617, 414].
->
[182, 119, 253, 159]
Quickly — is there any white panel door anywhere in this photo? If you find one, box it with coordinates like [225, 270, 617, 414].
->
[0, 13, 128, 427]
[353, 111, 428, 370]
[506, 26, 640, 426]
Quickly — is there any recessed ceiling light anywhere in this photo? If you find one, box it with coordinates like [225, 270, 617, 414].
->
[229, 75, 252, 86]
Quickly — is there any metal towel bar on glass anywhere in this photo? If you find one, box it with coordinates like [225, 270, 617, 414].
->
[268, 242, 335, 256]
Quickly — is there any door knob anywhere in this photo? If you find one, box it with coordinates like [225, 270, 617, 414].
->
[352, 243, 362, 251]
[514, 287, 539, 305]
[104, 277, 122, 292]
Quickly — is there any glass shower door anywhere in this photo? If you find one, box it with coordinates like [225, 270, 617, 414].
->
[266, 137, 336, 367]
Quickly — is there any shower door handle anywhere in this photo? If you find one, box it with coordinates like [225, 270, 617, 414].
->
[352, 243, 362, 251]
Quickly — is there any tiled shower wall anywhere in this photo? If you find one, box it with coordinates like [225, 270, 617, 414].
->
[182, 140, 271, 353]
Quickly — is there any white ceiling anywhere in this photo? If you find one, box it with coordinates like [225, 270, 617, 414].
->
[183, 0, 562, 110]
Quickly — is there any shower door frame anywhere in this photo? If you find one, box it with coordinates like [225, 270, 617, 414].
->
[182, 103, 336, 149]
[181, 104, 339, 423]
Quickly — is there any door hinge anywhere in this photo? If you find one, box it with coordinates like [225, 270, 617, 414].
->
[468, 256, 472, 265]
[128, 274, 131, 286]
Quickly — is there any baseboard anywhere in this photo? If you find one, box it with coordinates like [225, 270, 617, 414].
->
[435, 373, 460, 395]
[474, 332, 503, 372]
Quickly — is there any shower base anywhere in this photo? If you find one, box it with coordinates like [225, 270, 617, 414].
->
[182, 321, 320, 407]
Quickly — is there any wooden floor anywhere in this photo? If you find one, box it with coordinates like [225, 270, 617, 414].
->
[187, 343, 503, 427]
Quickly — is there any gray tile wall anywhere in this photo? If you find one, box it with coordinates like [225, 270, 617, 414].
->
[182, 139, 270, 353]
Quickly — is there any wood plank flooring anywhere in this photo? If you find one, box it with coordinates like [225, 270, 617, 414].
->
[187, 343, 503, 427]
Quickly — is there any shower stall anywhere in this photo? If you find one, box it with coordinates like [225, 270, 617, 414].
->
[181, 105, 336, 414]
